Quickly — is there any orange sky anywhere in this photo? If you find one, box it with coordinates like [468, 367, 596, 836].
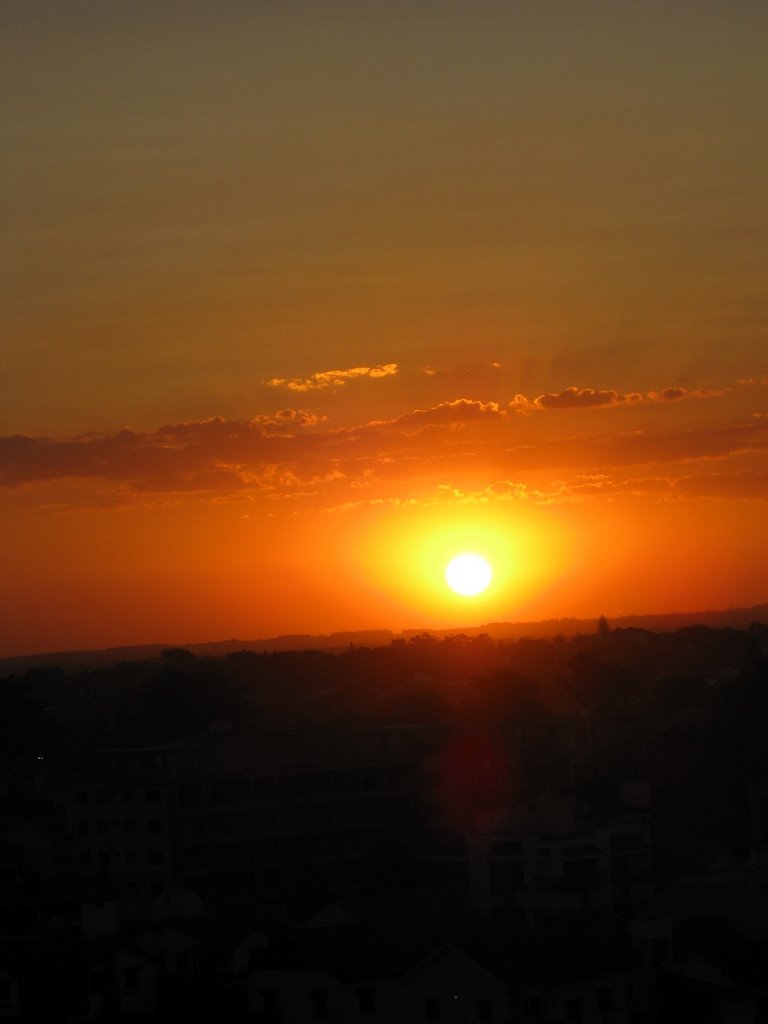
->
[2, 2, 767, 656]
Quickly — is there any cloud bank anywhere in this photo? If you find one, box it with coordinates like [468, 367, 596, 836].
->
[2, 380, 764, 509]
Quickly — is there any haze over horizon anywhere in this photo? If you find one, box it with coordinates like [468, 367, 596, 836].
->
[5, 599, 768, 669]
[2, 2, 767, 658]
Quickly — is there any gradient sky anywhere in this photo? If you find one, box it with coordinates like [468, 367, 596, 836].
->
[2, 1, 767, 656]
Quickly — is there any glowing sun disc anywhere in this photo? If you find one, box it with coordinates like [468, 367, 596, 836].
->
[445, 553, 493, 596]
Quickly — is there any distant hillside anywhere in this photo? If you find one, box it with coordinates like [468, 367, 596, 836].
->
[1, 605, 766, 674]
[405, 604, 768, 642]
[0, 631, 396, 674]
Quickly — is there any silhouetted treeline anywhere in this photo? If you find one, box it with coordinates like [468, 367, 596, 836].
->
[3, 622, 765, 738]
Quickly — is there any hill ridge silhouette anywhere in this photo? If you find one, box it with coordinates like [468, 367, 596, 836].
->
[2, 603, 767, 673]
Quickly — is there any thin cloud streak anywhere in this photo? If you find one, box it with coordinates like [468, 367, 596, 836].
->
[266, 363, 398, 391]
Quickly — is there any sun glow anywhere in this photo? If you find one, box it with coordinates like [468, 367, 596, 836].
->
[445, 552, 493, 596]
[351, 506, 559, 627]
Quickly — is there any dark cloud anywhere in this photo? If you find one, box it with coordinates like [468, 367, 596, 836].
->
[674, 471, 768, 500]
[382, 399, 505, 432]
[251, 409, 327, 433]
[2, 400, 766, 509]
[655, 387, 687, 402]
[647, 386, 728, 403]
[509, 383, 731, 414]
[0, 421, 279, 488]
[533, 387, 642, 410]
[128, 469, 254, 495]
[501, 422, 768, 475]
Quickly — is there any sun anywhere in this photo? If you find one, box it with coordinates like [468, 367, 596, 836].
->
[445, 552, 493, 597]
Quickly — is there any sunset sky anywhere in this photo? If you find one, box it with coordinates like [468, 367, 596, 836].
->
[2, 2, 767, 657]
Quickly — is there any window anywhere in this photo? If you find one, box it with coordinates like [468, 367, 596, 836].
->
[77, 820, 90, 835]
[489, 861, 525, 894]
[79, 850, 92, 865]
[261, 989, 278, 1012]
[149, 849, 164, 866]
[145, 788, 160, 802]
[121, 789, 134, 802]
[310, 990, 329, 1018]
[425, 997, 441, 1021]
[357, 987, 375, 1015]
[76, 790, 88, 805]
[523, 996, 543, 1022]
[0, 980, 12, 1010]
[125, 849, 137, 864]
[610, 831, 644, 852]
[122, 966, 141, 992]
[650, 937, 669, 964]
[476, 999, 493, 1021]
[176, 951, 190, 971]
[148, 819, 162, 834]
[124, 819, 135, 833]
[563, 858, 598, 884]
[565, 998, 582, 1023]
[179, 784, 202, 809]
[95, 790, 108, 804]
[491, 840, 522, 855]
[598, 986, 614, 1012]
[182, 846, 205, 870]
[97, 820, 109, 835]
